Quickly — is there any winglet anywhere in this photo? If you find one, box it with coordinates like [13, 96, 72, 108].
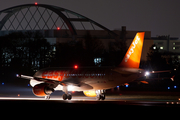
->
[119, 32, 145, 68]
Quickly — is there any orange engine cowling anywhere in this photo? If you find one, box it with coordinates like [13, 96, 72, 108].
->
[32, 83, 54, 97]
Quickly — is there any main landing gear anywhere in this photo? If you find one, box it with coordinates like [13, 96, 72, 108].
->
[62, 86, 72, 100]
[62, 93, 72, 100]
[44, 93, 72, 100]
[96, 90, 105, 100]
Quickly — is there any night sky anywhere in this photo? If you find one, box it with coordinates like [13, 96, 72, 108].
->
[0, 0, 180, 37]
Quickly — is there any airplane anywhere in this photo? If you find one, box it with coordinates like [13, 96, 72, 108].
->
[17, 32, 146, 100]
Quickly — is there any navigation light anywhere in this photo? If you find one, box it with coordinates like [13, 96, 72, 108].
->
[74, 65, 78, 69]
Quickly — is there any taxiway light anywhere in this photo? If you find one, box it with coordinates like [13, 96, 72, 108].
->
[174, 86, 177, 89]
[35, 2, 38, 5]
[2, 83, 4, 85]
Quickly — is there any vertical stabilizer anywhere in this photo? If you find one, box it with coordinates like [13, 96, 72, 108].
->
[119, 32, 145, 68]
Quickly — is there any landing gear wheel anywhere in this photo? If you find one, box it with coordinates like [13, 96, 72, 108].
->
[96, 95, 101, 100]
[67, 93, 72, 100]
[62, 94, 67, 100]
[96, 93, 106, 100]
[45, 95, 50, 100]
[96, 90, 106, 100]
[62, 93, 72, 100]
[101, 94, 105, 100]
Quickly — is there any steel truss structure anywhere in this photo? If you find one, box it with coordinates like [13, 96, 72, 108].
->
[0, 4, 117, 37]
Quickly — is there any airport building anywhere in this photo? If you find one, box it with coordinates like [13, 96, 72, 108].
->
[151, 36, 180, 64]
[152, 35, 179, 52]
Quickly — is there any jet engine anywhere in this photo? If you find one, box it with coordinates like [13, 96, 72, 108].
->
[83, 90, 97, 97]
[32, 83, 54, 97]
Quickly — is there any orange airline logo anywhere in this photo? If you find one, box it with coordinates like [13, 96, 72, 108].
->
[125, 35, 140, 62]
[119, 32, 145, 68]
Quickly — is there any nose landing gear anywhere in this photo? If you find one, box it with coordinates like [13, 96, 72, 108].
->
[96, 90, 106, 100]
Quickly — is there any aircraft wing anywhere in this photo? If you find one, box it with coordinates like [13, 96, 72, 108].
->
[33, 76, 93, 89]
[16, 74, 33, 80]
[34, 76, 93, 91]
[150, 70, 171, 73]
[17, 74, 93, 90]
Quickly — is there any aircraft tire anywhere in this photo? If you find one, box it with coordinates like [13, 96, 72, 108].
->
[67, 93, 72, 100]
[96, 95, 101, 100]
[101, 94, 105, 100]
[96, 94, 105, 100]
[45, 95, 50, 100]
[62, 94, 67, 100]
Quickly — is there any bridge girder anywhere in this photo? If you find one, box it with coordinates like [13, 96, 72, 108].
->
[0, 4, 117, 37]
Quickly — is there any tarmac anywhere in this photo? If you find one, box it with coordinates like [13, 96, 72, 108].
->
[0, 91, 180, 117]
[0, 84, 180, 114]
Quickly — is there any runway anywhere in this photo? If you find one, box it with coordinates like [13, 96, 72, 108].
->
[0, 94, 180, 105]
[1, 85, 180, 112]
[0, 93, 180, 117]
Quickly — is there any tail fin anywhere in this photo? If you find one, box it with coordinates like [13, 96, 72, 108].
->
[119, 32, 145, 68]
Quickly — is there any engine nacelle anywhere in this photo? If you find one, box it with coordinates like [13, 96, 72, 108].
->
[83, 90, 97, 97]
[32, 83, 54, 97]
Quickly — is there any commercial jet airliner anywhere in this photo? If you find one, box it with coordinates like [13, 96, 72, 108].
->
[17, 32, 145, 100]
